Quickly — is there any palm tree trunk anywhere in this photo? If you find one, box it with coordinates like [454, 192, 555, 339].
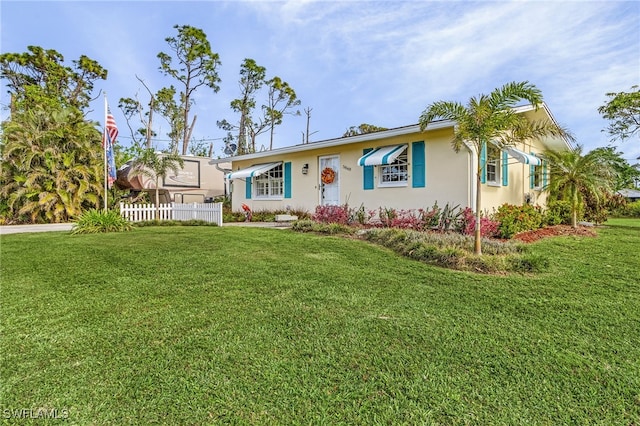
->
[571, 185, 578, 228]
[475, 170, 482, 255]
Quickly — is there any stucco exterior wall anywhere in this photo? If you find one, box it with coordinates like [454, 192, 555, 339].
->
[228, 128, 475, 214]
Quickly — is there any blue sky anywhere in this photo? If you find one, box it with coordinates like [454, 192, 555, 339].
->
[2, 1, 639, 160]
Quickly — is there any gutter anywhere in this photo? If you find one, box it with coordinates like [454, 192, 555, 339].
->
[208, 120, 455, 164]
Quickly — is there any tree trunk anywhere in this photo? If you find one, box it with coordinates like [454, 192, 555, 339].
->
[184, 115, 197, 154]
[238, 113, 246, 155]
[182, 103, 190, 155]
[571, 186, 578, 228]
[269, 123, 275, 150]
[147, 99, 154, 149]
[475, 170, 482, 255]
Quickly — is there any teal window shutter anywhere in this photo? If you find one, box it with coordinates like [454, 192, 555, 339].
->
[480, 142, 487, 184]
[284, 162, 292, 198]
[529, 152, 535, 189]
[502, 150, 509, 186]
[245, 178, 252, 199]
[412, 141, 426, 188]
[542, 160, 548, 188]
[363, 148, 374, 190]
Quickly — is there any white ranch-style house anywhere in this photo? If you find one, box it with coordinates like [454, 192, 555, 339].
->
[212, 104, 572, 216]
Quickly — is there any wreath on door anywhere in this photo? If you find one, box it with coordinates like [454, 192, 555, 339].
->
[321, 167, 336, 184]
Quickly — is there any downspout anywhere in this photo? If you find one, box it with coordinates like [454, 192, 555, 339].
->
[214, 163, 232, 197]
[463, 141, 477, 210]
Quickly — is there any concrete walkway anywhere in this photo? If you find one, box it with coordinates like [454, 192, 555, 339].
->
[0, 221, 290, 235]
[222, 221, 292, 228]
[0, 223, 75, 235]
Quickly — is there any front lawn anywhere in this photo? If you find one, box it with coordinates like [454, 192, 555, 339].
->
[1, 221, 639, 424]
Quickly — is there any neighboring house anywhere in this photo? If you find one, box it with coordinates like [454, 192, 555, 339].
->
[618, 188, 640, 202]
[212, 104, 571, 215]
[117, 155, 230, 204]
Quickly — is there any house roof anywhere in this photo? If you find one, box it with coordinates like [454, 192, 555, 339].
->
[618, 188, 640, 198]
[210, 102, 572, 164]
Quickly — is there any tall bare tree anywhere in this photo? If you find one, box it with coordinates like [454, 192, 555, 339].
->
[157, 25, 221, 155]
[217, 58, 266, 155]
[264, 76, 300, 150]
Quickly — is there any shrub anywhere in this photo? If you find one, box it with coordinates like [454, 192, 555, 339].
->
[291, 219, 315, 232]
[435, 203, 463, 232]
[72, 209, 133, 234]
[544, 200, 572, 225]
[495, 204, 544, 239]
[349, 204, 373, 225]
[618, 200, 640, 217]
[389, 209, 425, 230]
[378, 207, 397, 228]
[312, 204, 350, 224]
[291, 219, 353, 235]
[360, 228, 527, 273]
[460, 207, 500, 237]
[419, 202, 441, 228]
[405, 202, 462, 232]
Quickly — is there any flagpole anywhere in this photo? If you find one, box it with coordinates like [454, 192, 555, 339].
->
[103, 93, 108, 211]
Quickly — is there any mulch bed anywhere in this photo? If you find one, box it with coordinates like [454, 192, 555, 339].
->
[513, 225, 597, 243]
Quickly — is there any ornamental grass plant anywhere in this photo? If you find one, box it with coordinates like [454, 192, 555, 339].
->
[71, 209, 133, 234]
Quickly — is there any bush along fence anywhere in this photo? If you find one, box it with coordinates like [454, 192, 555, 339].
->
[119, 202, 223, 226]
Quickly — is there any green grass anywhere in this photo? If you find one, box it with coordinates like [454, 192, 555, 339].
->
[1, 220, 639, 424]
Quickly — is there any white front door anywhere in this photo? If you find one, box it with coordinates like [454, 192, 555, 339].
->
[319, 155, 340, 206]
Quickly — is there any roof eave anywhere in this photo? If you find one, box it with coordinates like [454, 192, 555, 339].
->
[209, 103, 572, 164]
[209, 120, 454, 164]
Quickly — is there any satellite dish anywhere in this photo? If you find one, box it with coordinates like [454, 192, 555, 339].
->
[224, 143, 237, 156]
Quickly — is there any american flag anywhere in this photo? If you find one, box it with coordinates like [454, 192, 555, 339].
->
[103, 108, 118, 188]
[103, 111, 118, 148]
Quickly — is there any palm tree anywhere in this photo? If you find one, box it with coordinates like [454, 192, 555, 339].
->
[418, 81, 571, 255]
[1, 107, 103, 223]
[129, 148, 184, 219]
[544, 145, 616, 228]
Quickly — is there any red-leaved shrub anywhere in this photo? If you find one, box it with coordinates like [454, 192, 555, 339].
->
[460, 207, 500, 237]
[312, 204, 350, 224]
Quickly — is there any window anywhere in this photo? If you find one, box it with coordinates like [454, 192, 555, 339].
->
[254, 164, 283, 198]
[379, 148, 408, 186]
[532, 163, 543, 189]
[486, 144, 501, 185]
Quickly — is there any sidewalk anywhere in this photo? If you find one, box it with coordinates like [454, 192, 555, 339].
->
[0, 222, 291, 234]
[222, 221, 292, 228]
[0, 223, 75, 235]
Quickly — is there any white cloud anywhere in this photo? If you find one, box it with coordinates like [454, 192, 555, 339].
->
[2, 0, 638, 157]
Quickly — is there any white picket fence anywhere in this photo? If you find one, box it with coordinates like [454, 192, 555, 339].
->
[119, 202, 223, 226]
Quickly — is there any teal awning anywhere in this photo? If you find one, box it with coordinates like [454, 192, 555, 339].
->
[505, 147, 542, 166]
[358, 144, 408, 166]
[226, 162, 281, 180]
